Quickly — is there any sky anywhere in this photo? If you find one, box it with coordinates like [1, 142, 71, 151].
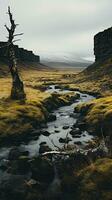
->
[0, 0, 112, 62]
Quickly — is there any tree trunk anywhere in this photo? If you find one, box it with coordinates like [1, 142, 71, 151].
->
[5, 7, 26, 100]
[8, 44, 26, 100]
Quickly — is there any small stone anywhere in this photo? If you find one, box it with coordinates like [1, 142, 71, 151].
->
[72, 134, 81, 138]
[70, 129, 82, 136]
[59, 137, 71, 143]
[55, 130, 60, 133]
[74, 141, 82, 145]
[41, 131, 50, 136]
[63, 126, 69, 130]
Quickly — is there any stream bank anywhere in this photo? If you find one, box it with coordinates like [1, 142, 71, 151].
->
[1, 85, 107, 200]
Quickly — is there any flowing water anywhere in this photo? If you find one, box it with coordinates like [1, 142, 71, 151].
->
[23, 85, 95, 156]
[0, 85, 95, 198]
[0, 85, 95, 159]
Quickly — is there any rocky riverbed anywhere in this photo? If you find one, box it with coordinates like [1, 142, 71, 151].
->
[0, 85, 104, 200]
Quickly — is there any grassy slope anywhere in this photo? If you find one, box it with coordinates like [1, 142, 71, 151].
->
[69, 58, 112, 96]
[0, 61, 79, 144]
[71, 58, 112, 136]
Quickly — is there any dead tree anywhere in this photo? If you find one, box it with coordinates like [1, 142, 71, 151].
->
[5, 7, 26, 100]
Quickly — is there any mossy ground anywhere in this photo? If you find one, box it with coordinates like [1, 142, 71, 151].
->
[0, 62, 79, 144]
[60, 157, 112, 200]
[77, 158, 112, 200]
[75, 96, 112, 136]
[67, 58, 112, 137]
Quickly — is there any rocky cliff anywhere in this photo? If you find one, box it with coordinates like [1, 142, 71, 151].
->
[0, 42, 40, 63]
[94, 27, 112, 62]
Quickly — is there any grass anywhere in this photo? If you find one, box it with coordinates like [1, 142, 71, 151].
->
[0, 62, 79, 144]
[77, 158, 112, 200]
[75, 95, 112, 136]
[65, 58, 112, 96]
[61, 158, 112, 200]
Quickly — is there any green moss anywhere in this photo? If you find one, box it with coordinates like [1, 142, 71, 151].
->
[0, 91, 79, 144]
[75, 96, 112, 136]
[78, 158, 112, 200]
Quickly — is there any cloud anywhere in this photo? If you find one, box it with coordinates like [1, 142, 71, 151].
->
[0, 0, 112, 60]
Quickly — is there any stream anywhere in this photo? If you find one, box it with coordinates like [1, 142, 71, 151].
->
[0, 85, 96, 199]
[0, 85, 95, 159]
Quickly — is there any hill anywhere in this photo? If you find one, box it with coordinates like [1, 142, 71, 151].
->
[70, 58, 112, 96]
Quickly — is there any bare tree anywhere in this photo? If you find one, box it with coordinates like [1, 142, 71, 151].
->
[5, 6, 26, 100]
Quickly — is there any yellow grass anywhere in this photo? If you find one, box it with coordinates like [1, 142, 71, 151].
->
[0, 62, 79, 142]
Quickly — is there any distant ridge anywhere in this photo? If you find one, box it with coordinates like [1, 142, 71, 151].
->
[0, 41, 40, 63]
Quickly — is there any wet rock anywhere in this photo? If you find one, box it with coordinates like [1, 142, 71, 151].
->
[70, 128, 82, 136]
[72, 135, 81, 138]
[59, 137, 72, 144]
[55, 85, 61, 89]
[8, 147, 29, 161]
[39, 141, 47, 146]
[55, 130, 60, 133]
[74, 141, 82, 145]
[39, 144, 52, 154]
[41, 131, 50, 136]
[63, 126, 69, 130]
[31, 157, 54, 184]
[47, 114, 57, 122]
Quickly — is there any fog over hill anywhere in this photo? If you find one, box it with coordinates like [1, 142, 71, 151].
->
[40, 52, 94, 69]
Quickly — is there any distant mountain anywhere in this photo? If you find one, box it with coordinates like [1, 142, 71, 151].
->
[40, 52, 93, 69]
[42, 61, 91, 70]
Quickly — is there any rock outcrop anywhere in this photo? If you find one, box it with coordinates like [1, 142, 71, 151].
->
[0, 41, 40, 62]
[94, 27, 112, 62]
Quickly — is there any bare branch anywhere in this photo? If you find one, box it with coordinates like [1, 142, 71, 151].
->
[14, 33, 24, 37]
[4, 24, 10, 32]
[13, 39, 21, 43]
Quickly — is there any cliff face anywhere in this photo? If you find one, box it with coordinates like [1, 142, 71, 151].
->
[0, 42, 40, 63]
[94, 27, 112, 62]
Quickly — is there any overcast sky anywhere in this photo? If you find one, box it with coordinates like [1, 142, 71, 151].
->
[0, 0, 112, 61]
